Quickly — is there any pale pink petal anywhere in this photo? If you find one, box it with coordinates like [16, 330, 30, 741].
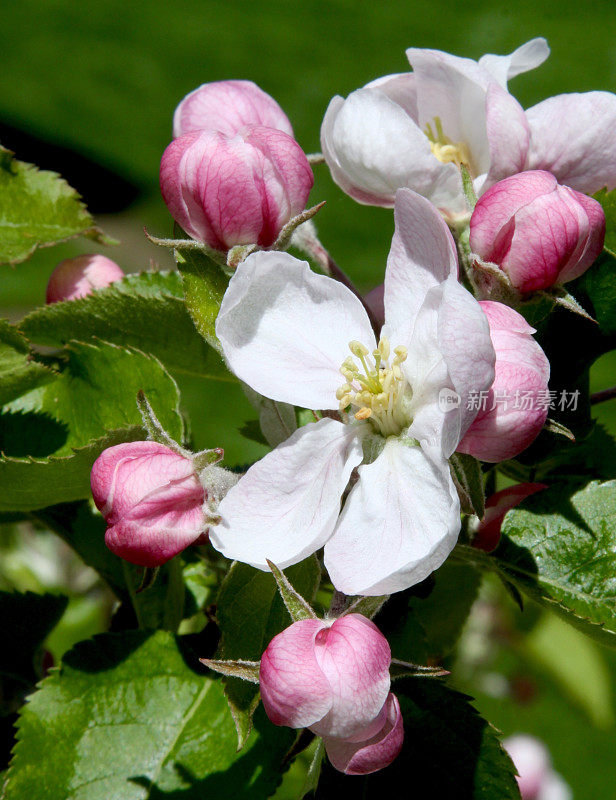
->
[365, 72, 418, 119]
[324, 438, 460, 595]
[216, 251, 375, 410]
[504, 735, 552, 799]
[46, 255, 124, 304]
[310, 615, 391, 740]
[324, 693, 404, 775]
[482, 83, 530, 190]
[173, 80, 294, 138]
[473, 482, 547, 552]
[210, 418, 363, 570]
[525, 92, 616, 193]
[320, 89, 462, 209]
[259, 619, 333, 729]
[478, 38, 550, 88]
[558, 189, 606, 283]
[383, 188, 458, 348]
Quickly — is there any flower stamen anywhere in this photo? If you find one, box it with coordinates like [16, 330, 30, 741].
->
[425, 116, 472, 171]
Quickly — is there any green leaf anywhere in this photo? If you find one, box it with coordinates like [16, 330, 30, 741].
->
[300, 739, 324, 799]
[459, 481, 616, 647]
[577, 250, 616, 335]
[0, 319, 54, 406]
[19, 271, 232, 382]
[450, 453, 485, 518]
[175, 247, 229, 349]
[242, 385, 297, 448]
[315, 679, 520, 799]
[0, 146, 110, 265]
[3, 631, 295, 799]
[3, 339, 183, 457]
[594, 187, 616, 257]
[0, 426, 143, 512]
[216, 557, 320, 747]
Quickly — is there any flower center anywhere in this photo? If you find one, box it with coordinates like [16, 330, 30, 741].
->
[336, 337, 412, 437]
[424, 117, 471, 170]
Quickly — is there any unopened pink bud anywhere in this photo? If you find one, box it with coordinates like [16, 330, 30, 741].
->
[46, 254, 124, 304]
[504, 735, 571, 800]
[90, 441, 207, 567]
[323, 692, 404, 775]
[471, 170, 605, 293]
[457, 302, 550, 463]
[259, 614, 391, 741]
[160, 126, 313, 251]
[173, 80, 294, 139]
[473, 483, 547, 552]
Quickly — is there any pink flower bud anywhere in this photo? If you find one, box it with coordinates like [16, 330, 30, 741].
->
[46, 254, 124, 304]
[473, 483, 547, 552]
[90, 441, 206, 567]
[471, 170, 605, 293]
[160, 126, 313, 251]
[173, 80, 294, 139]
[323, 692, 404, 775]
[457, 302, 550, 463]
[259, 614, 391, 741]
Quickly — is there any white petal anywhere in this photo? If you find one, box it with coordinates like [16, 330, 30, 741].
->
[525, 92, 616, 193]
[478, 38, 550, 88]
[216, 250, 375, 410]
[211, 418, 363, 569]
[383, 187, 458, 348]
[324, 438, 460, 595]
[482, 83, 530, 191]
[320, 88, 462, 209]
[404, 277, 495, 458]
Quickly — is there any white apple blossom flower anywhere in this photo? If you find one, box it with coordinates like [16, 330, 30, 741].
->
[321, 38, 549, 218]
[209, 189, 495, 595]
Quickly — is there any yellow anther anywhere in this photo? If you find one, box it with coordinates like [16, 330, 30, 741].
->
[378, 337, 390, 361]
[355, 407, 373, 420]
[393, 346, 407, 360]
[425, 116, 471, 170]
[336, 385, 352, 400]
[349, 340, 369, 357]
[393, 365, 402, 380]
[338, 394, 352, 411]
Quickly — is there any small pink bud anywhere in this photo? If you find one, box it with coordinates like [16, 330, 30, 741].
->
[160, 126, 313, 251]
[323, 692, 404, 776]
[504, 735, 571, 800]
[46, 254, 124, 304]
[473, 483, 547, 552]
[471, 170, 605, 293]
[259, 614, 391, 741]
[173, 80, 294, 139]
[457, 301, 550, 463]
[90, 441, 206, 567]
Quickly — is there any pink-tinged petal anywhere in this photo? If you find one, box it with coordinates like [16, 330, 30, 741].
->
[259, 618, 333, 729]
[364, 283, 385, 327]
[525, 92, 616, 193]
[539, 772, 573, 800]
[482, 83, 530, 190]
[173, 80, 294, 138]
[309, 615, 391, 740]
[406, 47, 493, 176]
[504, 735, 552, 800]
[473, 483, 547, 552]
[46, 255, 124, 304]
[478, 38, 550, 88]
[211, 418, 363, 570]
[457, 301, 550, 462]
[324, 693, 404, 775]
[384, 188, 458, 348]
[216, 251, 375, 410]
[470, 171, 558, 264]
[320, 89, 462, 210]
[324, 438, 460, 596]
[365, 72, 418, 120]
[557, 189, 606, 283]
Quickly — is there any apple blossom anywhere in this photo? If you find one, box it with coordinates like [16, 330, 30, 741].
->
[504, 735, 572, 800]
[259, 614, 391, 740]
[320, 38, 549, 217]
[46, 254, 124, 304]
[173, 80, 294, 139]
[472, 483, 547, 552]
[159, 125, 313, 251]
[210, 188, 495, 595]
[323, 692, 404, 775]
[91, 441, 210, 567]
[457, 301, 550, 463]
[470, 171, 606, 293]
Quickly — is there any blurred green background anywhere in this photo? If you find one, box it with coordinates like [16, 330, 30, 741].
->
[1, 1, 616, 797]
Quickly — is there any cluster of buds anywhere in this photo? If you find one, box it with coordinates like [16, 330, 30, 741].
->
[159, 81, 314, 257]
